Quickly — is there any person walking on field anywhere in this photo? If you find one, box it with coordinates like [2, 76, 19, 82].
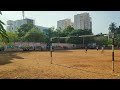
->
[85, 46, 88, 53]
[96, 46, 99, 51]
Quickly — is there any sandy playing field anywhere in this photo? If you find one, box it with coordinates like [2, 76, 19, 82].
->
[0, 49, 120, 79]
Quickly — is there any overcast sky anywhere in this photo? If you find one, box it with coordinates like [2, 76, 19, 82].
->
[1, 11, 120, 34]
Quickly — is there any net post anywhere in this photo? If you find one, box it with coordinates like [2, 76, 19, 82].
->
[50, 38, 53, 64]
[112, 33, 114, 72]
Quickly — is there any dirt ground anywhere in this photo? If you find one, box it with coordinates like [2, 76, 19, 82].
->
[0, 49, 120, 79]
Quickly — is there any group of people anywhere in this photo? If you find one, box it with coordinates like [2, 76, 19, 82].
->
[85, 46, 104, 53]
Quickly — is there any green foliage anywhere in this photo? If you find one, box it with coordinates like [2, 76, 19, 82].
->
[116, 26, 120, 34]
[114, 34, 120, 47]
[109, 22, 120, 47]
[67, 29, 92, 44]
[69, 29, 92, 36]
[0, 43, 4, 47]
[109, 22, 117, 33]
[7, 43, 14, 46]
[7, 32, 18, 42]
[17, 23, 34, 37]
[107, 39, 112, 46]
[63, 26, 74, 37]
[46, 27, 54, 42]
[94, 36, 108, 45]
[0, 12, 9, 44]
[23, 27, 45, 42]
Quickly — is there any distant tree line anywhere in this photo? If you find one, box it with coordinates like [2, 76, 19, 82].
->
[1, 20, 120, 48]
[2, 24, 107, 47]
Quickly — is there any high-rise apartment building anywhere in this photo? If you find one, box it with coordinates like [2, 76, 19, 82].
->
[74, 13, 92, 30]
[57, 19, 73, 30]
[7, 18, 35, 32]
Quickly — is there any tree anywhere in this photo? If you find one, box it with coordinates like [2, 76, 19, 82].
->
[67, 29, 93, 44]
[116, 26, 120, 34]
[108, 23, 120, 47]
[24, 28, 45, 42]
[107, 39, 112, 46]
[17, 23, 34, 37]
[52, 26, 74, 43]
[63, 26, 74, 37]
[94, 36, 108, 46]
[54, 27, 62, 37]
[7, 32, 18, 42]
[0, 11, 9, 44]
[109, 22, 117, 33]
[114, 34, 120, 47]
[45, 27, 54, 50]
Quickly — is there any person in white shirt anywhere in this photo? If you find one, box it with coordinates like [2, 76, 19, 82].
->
[96, 46, 99, 51]
[101, 46, 104, 54]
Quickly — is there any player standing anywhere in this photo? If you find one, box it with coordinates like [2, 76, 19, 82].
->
[96, 46, 99, 51]
[85, 46, 88, 53]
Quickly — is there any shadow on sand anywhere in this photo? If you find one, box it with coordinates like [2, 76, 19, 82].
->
[52, 63, 118, 77]
[52, 50, 73, 53]
[0, 52, 24, 65]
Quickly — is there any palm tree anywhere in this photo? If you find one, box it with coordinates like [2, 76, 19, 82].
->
[0, 11, 9, 44]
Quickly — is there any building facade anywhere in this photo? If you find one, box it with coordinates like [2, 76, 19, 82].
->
[57, 19, 73, 30]
[74, 13, 92, 30]
[36, 25, 49, 35]
[7, 18, 35, 32]
[7, 20, 15, 32]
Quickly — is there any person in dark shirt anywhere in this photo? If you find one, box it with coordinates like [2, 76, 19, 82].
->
[85, 46, 88, 53]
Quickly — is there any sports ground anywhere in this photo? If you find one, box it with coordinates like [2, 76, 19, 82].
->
[0, 49, 120, 79]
